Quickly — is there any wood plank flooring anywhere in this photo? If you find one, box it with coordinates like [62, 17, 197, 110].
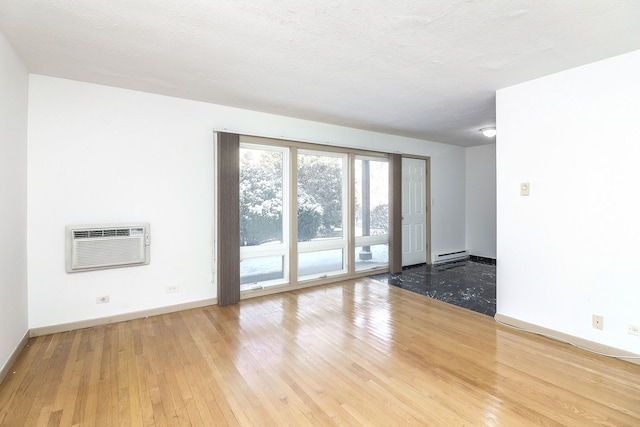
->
[1, 278, 639, 426]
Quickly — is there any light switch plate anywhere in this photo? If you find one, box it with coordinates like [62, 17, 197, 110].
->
[520, 182, 530, 196]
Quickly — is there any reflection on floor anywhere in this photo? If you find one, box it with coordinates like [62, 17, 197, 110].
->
[370, 258, 497, 316]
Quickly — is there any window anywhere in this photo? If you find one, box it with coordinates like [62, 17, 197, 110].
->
[239, 144, 289, 289]
[237, 137, 391, 294]
[355, 157, 389, 271]
[297, 150, 348, 279]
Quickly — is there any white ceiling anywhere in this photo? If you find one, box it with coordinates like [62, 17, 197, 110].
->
[1, 1, 639, 147]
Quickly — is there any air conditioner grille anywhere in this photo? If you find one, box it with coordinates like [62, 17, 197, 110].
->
[74, 228, 133, 239]
[74, 239, 145, 268]
[73, 230, 89, 239]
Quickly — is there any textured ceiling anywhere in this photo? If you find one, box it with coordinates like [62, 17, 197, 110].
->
[1, 1, 639, 147]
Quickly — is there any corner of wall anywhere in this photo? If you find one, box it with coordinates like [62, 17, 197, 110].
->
[0, 30, 30, 377]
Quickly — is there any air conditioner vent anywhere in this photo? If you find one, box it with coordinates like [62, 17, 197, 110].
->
[66, 223, 150, 273]
[102, 229, 117, 237]
[75, 228, 134, 239]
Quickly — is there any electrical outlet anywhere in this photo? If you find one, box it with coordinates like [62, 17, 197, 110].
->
[628, 324, 640, 336]
[166, 285, 179, 293]
[592, 314, 603, 330]
[96, 295, 110, 304]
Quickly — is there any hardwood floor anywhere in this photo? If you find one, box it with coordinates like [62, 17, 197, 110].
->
[1, 278, 639, 426]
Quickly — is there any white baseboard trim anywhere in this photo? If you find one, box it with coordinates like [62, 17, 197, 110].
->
[0, 330, 30, 385]
[495, 313, 640, 366]
[30, 298, 218, 337]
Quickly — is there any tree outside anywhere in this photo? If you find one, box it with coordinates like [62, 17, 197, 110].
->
[240, 149, 344, 245]
[240, 148, 283, 246]
[296, 153, 343, 241]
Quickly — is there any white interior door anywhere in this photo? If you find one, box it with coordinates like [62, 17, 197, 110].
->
[402, 157, 427, 266]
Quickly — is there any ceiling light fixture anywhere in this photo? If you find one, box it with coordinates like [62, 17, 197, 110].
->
[480, 127, 497, 138]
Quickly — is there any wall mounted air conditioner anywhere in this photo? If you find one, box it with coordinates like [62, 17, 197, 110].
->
[65, 223, 150, 273]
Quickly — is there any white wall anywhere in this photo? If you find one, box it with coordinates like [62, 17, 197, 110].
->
[466, 144, 497, 259]
[496, 50, 640, 354]
[27, 75, 467, 329]
[0, 32, 29, 370]
[430, 145, 467, 257]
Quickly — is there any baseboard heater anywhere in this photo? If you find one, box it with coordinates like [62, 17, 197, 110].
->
[65, 223, 150, 273]
[434, 250, 469, 264]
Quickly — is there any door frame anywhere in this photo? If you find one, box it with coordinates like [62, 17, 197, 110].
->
[401, 155, 432, 266]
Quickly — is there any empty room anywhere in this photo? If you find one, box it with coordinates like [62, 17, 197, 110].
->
[1, 1, 640, 425]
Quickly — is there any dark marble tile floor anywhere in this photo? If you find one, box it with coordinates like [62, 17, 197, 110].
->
[370, 259, 496, 316]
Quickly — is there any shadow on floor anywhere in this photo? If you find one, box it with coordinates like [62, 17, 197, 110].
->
[370, 259, 496, 316]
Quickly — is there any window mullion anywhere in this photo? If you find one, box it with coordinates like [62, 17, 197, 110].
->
[347, 153, 356, 275]
[289, 146, 298, 285]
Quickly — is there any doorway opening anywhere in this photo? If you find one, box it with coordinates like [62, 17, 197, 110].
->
[401, 157, 431, 267]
